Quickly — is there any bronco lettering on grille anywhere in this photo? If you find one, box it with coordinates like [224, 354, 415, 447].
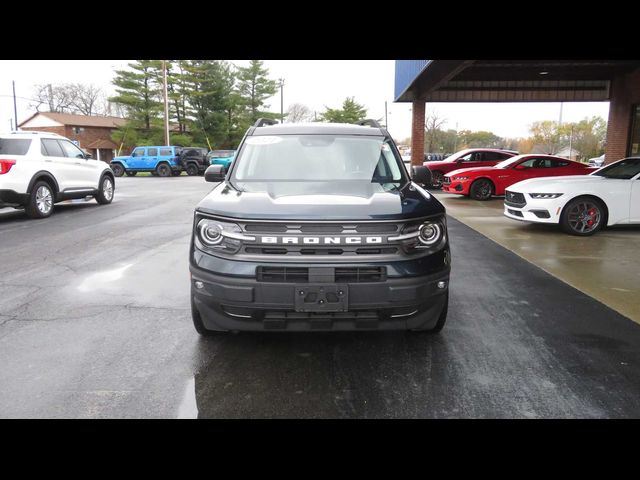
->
[258, 236, 384, 244]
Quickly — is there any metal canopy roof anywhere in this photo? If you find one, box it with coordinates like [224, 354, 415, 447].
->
[394, 60, 640, 103]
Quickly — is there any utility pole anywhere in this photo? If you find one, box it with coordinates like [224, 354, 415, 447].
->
[47, 83, 54, 112]
[558, 102, 563, 125]
[454, 121, 459, 152]
[163, 60, 170, 146]
[279, 78, 285, 124]
[569, 125, 574, 159]
[385, 101, 388, 130]
[12, 81, 18, 131]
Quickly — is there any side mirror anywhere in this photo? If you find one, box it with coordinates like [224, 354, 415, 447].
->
[514, 165, 526, 170]
[204, 164, 226, 182]
[455, 158, 464, 163]
[411, 165, 432, 186]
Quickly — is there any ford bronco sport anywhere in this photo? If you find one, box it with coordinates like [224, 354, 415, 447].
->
[189, 119, 451, 333]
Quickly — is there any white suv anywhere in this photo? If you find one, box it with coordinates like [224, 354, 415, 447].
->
[0, 131, 115, 219]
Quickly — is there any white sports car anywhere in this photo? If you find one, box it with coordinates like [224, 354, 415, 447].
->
[503, 157, 640, 236]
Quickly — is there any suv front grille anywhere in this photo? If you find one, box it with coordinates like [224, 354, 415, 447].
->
[505, 190, 526, 207]
[256, 266, 387, 283]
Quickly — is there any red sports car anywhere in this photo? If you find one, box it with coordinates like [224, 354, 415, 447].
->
[424, 148, 518, 188]
[441, 154, 598, 200]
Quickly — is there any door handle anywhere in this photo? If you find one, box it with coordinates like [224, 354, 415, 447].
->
[45, 159, 52, 163]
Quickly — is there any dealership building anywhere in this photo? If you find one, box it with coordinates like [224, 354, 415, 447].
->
[395, 60, 640, 165]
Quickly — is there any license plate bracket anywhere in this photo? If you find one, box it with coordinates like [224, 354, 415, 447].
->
[294, 284, 348, 312]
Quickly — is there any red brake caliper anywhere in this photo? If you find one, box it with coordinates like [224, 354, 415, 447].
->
[587, 208, 597, 226]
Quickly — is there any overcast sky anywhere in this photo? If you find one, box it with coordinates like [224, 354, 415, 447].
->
[0, 60, 610, 141]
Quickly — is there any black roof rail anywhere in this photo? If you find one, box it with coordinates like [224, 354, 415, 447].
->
[355, 119, 382, 128]
[254, 118, 279, 127]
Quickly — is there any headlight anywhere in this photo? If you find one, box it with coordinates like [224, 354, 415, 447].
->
[418, 222, 443, 246]
[454, 176, 470, 180]
[195, 218, 244, 254]
[529, 193, 563, 199]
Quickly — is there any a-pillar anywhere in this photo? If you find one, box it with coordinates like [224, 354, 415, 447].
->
[605, 69, 640, 164]
[411, 100, 425, 166]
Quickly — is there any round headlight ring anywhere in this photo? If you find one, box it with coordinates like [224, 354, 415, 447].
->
[199, 220, 224, 245]
[418, 222, 442, 246]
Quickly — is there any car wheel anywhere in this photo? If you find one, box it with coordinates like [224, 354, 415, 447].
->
[125, 171, 137, 177]
[185, 163, 199, 176]
[560, 197, 606, 236]
[191, 295, 226, 336]
[111, 163, 125, 177]
[410, 292, 448, 334]
[431, 171, 444, 188]
[469, 179, 494, 201]
[25, 181, 55, 219]
[95, 175, 115, 205]
[156, 163, 171, 177]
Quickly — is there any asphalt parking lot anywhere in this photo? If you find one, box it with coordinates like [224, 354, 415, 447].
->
[1, 176, 640, 418]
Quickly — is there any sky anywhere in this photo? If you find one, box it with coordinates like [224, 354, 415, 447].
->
[0, 60, 610, 141]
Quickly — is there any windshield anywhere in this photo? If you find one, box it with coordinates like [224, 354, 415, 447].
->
[495, 155, 526, 169]
[231, 135, 405, 185]
[592, 158, 640, 179]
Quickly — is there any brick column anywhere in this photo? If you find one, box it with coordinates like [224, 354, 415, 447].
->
[605, 70, 640, 164]
[411, 100, 425, 166]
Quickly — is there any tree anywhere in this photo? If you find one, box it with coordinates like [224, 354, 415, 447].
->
[109, 60, 164, 142]
[320, 97, 367, 123]
[424, 111, 447, 152]
[286, 103, 313, 123]
[31, 84, 73, 113]
[565, 116, 607, 160]
[457, 130, 504, 149]
[236, 60, 278, 124]
[529, 120, 565, 154]
[68, 83, 105, 116]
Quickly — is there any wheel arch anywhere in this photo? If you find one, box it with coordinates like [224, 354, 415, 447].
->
[561, 194, 610, 226]
[27, 171, 59, 196]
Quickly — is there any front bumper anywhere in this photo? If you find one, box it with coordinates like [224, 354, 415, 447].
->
[441, 180, 469, 195]
[190, 262, 450, 331]
[503, 195, 566, 224]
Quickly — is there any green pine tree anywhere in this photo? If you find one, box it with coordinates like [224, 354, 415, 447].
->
[236, 60, 278, 124]
[320, 97, 367, 123]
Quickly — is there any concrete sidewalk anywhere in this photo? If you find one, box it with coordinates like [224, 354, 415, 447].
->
[434, 191, 640, 324]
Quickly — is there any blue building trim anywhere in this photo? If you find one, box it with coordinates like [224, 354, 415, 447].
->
[394, 60, 431, 101]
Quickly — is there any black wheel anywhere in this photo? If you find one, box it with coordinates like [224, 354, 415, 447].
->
[185, 163, 199, 176]
[560, 197, 606, 236]
[410, 292, 449, 334]
[156, 163, 171, 177]
[431, 171, 444, 188]
[125, 171, 137, 177]
[25, 180, 55, 219]
[111, 163, 125, 177]
[191, 295, 226, 336]
[95, 175, 114, 205]
[469, 178, 494, 201]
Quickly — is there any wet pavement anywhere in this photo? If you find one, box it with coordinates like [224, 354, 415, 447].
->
[433, 191, 640, 324]
[1, 177, 640, 418]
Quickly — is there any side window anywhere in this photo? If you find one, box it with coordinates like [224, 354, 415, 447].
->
[159, 148, 172, 156]
[41, 139, 65, 157]
[459, 152, 475, 162]
[516, 158, 537, 168]
[132, 148, 145, 157]
[58, 140, 86, 159]
[484, 152, 511, 161]
[148, 148, 158, 156]
[554, 160, 569, 167]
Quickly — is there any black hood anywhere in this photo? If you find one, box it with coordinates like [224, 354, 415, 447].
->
[196, 181, 445, 221]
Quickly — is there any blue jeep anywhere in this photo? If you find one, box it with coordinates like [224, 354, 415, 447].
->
[110, 146, 182, 177]
[207, 150, 236, 172]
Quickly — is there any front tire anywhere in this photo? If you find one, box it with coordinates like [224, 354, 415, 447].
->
[469, 178, 494, 201]
[95, 175, 114, 205]
[560, 197, 606, 236]
[25, 181, 55, 219]
[431, 170, 444, 188]
[410, 292, 449, 333]
[156, 163, 171, 177]
[111, 163, 125, 177]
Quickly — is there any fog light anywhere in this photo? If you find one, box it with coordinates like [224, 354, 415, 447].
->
[437, 281, 447, 289]
[194, 281, 204, 289]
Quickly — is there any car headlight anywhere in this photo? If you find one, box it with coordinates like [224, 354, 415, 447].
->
[529, 193, 563, 199]
[454, 176, 470, 180]
[397, 218, 447, 254]
[418, 222, 444, 246]
[195, 218, 244, 254]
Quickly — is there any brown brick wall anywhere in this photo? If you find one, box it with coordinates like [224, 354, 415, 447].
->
[605, 69, 640, 164]
[22, 125, 66, 136]
[411, 101, 426, 166]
